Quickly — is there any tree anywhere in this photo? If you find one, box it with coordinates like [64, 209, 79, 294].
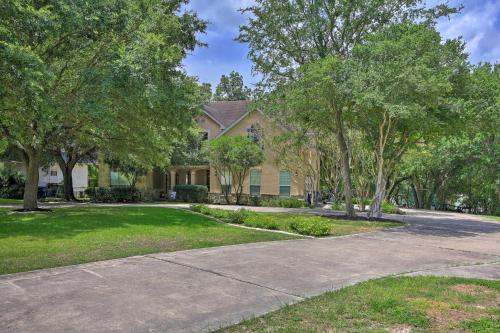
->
[200, 83, 213, 102]
[203, 136, 264, 204]
[395, 63, 499, 214]
[214, 71, 251, 101]
[347, 22, 467, 218]
[0, 0, 206, 209]
[239, 0, 457, 217]
[260, 56, 357, 216]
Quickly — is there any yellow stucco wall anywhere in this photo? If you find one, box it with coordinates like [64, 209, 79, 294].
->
[197, 114, 222, 139]
[210, 110, 308, 197]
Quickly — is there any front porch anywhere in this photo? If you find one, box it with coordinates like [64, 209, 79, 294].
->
[166, 166, 211, 193]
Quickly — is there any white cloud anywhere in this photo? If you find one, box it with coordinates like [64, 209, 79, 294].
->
[433, 0, 500, 63]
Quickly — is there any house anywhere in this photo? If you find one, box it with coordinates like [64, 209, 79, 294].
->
[98, 101, 317, 203]
[38, 163, 89, 198]
[1, 161, 89, 198]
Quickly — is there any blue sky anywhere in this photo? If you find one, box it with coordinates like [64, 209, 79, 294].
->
[183, 0, 500, 90]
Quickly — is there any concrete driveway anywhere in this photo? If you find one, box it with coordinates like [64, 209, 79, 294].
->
[1, 209, 499, 333]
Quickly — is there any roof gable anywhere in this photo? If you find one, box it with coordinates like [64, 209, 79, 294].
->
[203, 101, 249, 128]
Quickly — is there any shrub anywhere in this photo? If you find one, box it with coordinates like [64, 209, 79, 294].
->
[381, 201, 399, 214]
[290, 217, 331, 236]
[0, 169, 25, 199]
[205, 207, 231, 219]
[110, 187, 141, 202]
[173, 185, 208, 203]
[331, 201, 345, 211]
[85, 187, 140, 202]
[260, 197, 305, 208]
[244, 215, 280, 230]
[191, 205, 231, 219]
[191, 204, 206, 213]
[249, 196, 262, 206]
[278, 197, 306, 208]
[228, 209, 250, 224]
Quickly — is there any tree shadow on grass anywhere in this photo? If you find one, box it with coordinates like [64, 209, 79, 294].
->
[0, 207, 224, 240]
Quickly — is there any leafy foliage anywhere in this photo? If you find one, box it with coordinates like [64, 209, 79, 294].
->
[214, 71, 251, 101]
[203, 136, 265, 204]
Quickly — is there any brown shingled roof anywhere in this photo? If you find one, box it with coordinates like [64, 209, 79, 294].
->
[203, 101, 249, 128]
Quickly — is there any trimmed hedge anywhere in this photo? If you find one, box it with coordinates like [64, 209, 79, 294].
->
[85, 187, 140, 202]
[173, 185, 208, 203]
[260, 197, 306, 208]
[290, 218, 331, 236]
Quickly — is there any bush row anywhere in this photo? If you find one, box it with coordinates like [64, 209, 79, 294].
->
[257, 197, 306, 208]
[173, 185, 208, 203]
[191, 204, 331, 236]
[85, 187, 141, 202]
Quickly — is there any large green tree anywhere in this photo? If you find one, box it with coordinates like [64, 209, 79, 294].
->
[239, 0, 457, 217]
[347, 22, 467, 218]
[0, 0, 206, 209]
[214, 71, 251, 101]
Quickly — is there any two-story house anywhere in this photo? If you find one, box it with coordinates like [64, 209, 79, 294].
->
[98, 101, 315, 203]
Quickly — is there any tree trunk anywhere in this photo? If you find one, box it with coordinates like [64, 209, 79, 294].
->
[335, 110, 355, 217]
[369, 156, 387, 219]
[56, 154, 77, 201]
[23, 149, 40, 210]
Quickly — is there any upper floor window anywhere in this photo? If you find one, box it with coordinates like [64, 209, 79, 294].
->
[246, 123, 263, 145]
[279, 171, 291, 197]
[50, 170, 57, 177]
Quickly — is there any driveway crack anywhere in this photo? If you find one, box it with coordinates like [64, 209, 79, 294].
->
[145, 255, 305, 300]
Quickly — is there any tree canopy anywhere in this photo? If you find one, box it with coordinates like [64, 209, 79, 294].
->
[214, 71, 251, 101]
[0, 0, 206, 209]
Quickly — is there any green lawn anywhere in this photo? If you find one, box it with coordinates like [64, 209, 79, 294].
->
[192, 205, 401, 237]
[219, 276, 500, 333]
[0, 198, 22, 204]
[244, 213, 401, 236]
[0, 207, 299, 275]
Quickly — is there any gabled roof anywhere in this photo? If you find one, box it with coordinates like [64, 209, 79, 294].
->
[203, 101, 249, 128]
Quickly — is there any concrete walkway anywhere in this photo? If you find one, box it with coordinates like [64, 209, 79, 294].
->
[0, 208, 499, 333]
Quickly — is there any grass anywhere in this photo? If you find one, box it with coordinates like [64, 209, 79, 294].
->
[483, 215, 500, 222]
[192, 205, 401, 237]
[218, 276, 500, 333]
[0, 207, 299, 275]
[0, 198, 22, 204]
[245, 213, 400, 236]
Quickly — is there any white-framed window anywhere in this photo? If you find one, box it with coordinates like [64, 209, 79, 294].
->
[250, 170, 261, 196]
[50, 170, 57, 177]
[246, 123, 263, 146]
[279, 171, 291, 197]
[110, 171, 129, 186]
[220, 170, 232, 195]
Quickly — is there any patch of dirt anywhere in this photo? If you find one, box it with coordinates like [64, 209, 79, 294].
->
[389, 324, 412, 333]
[450, 284, 493, 295]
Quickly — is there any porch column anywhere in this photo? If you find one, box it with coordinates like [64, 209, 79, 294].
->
[190, 170, 197, 185]
[170, 170, 176, 191]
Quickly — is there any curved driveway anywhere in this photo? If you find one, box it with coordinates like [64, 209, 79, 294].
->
[1, 208, 499, 332]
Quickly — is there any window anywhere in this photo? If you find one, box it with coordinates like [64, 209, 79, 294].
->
[110, 171, 129, 186]
[220, 170, 232, 195]
[247, 123, 263, 144]
[279, 171, 291, 197]
[201, 131, 209, 141]
[250, 170, 261, 196]
[50, 170, 57, 177]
